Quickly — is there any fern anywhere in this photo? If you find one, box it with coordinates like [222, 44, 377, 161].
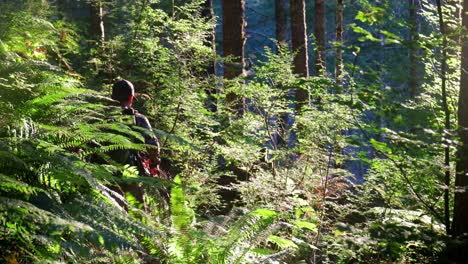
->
[0, 78, 172, 262]
[164, 175, 295, 263]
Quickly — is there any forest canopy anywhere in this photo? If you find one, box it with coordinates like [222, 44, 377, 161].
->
[0, 0, 468, 263]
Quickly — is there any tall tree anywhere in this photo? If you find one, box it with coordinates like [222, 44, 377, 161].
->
[57, 0, 67, 20]
[222, 0, 245, 114]
[276, 0, 288, 48]
[290, 0, 310, 112]
[453, 0, 468, 236]
[275, 0, 289, 147]
[335, 0, 344, 90]
[436, 0, 452, 235]
[408, 0, 419, 96]
[219, 0, 246, 211]
[90, 0, 105, 47]
[202, 0, 215, 75]
[314, 0, 326, 76]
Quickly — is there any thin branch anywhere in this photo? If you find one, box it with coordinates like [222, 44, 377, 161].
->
[350, 114, 446, 225]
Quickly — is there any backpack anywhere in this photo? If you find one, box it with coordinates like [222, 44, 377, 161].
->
[107, 107, 160, 177]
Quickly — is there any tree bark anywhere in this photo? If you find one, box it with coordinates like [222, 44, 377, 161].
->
[219, 0, 246, 211]
[314, 0, 326, 76]
[290, 0, 309, 112]
[436, 0, 452, 235]
[408, 0, 419, 96]
[222, 0, 245, 115]
[90, 0, 105, 47]
[453, 0, 468, 236]
[276, 0, 288, 48]
[335, 0, 343, 90]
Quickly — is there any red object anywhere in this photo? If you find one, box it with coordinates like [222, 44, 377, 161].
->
[141, 156, 158, 177]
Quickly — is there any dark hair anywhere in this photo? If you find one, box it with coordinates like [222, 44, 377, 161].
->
[112, 79, 134, 102]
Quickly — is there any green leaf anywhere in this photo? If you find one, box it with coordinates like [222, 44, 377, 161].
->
[370, 139, 391, 153]
[292, 220, 318, 233]
[251, 247, 274, 255]
[267, 235, 298, 249]
[171, 175, 194, 231]
[251, 208, 277, 219]
[351, 24, 381, 42]
[98, 235, 105, 246]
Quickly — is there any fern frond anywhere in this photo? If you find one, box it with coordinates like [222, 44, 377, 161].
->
[0, 174, 41, 199]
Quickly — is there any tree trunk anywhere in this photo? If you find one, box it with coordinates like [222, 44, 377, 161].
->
[276, 0, 288, 48]
[452, 0, 468, 236]
[219, 0, 246, 211]
[408, 0, 419, 96]
[90, 0, 105, 47]
[222, 0, 245, 115]
[202, 0, 216, 76]
[314, 0, 326, 76]
[436, 0, 452, 235]
[57, 0, 66, 19]
[290, 0, 309, 112]
[202, 0, 217, 112]
[276, 0, 289, 147]
[335, 0, 343, 91]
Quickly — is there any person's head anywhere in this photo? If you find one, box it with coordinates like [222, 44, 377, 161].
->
[112, 79, 134, 107]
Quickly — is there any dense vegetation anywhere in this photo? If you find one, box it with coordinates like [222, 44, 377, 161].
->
[1, 0, 467, 263]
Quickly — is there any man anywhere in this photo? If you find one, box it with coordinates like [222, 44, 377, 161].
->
[111, 79, 161, 177]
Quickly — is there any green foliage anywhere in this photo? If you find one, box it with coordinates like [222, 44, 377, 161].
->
[321, 206, 445, 263]
[1, 0, 464, 263]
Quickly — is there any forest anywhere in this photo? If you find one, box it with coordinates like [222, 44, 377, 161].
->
[1, 0, 468, 263]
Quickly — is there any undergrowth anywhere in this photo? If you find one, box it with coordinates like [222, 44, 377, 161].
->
[0, 1, 454, 263]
